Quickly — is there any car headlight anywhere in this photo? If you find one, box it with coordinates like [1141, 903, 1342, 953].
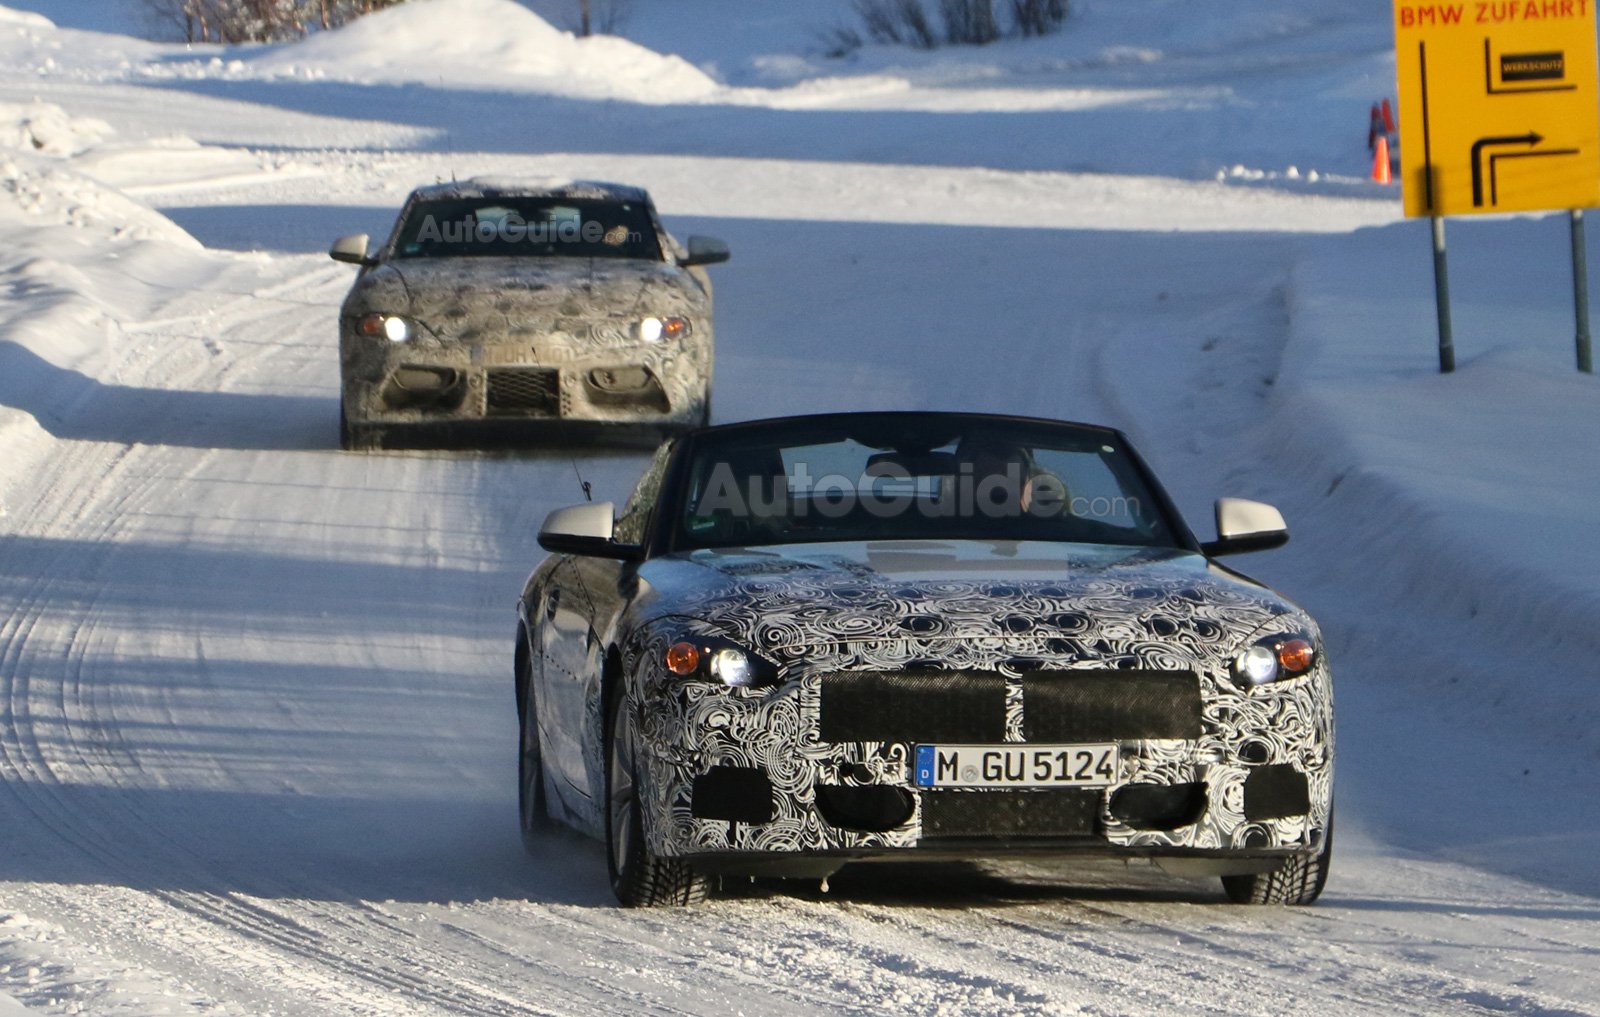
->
[637, 316, 691, 343]
[357, 312, 414, 343]
[662, 633, 779, 688]
[1230, 628, 1317, 688]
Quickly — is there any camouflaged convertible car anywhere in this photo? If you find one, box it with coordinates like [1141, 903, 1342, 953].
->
[330, 178, 727, 450]
[516, 412, 1333, 907]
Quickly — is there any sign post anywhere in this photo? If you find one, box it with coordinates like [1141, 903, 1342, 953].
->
[1576, 209, 1593, 372]
[1393, 1, 1600, 371]
[1432, 216, 1456, 372]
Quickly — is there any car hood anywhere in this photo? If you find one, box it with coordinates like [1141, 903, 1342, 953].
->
[633, 540, 1304, 665]
[343, 257, 706, 345]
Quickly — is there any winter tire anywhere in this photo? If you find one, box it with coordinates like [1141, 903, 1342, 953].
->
[1222, 813, 1333, 905]
[517, 651, 550, 852]
[605, 688, 710, 907]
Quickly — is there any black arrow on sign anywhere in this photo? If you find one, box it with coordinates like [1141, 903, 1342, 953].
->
[1472, 132, 1543, 207]
[1489, 147, 1580, 205]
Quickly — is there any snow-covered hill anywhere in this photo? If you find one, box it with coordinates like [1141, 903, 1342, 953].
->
[0, 1, 1597, 1014]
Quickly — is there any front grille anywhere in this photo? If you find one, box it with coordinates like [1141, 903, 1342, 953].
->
[1022, 670, 1202, 741]
[820, 672, 1004, 743]
[818, 669, 1203, 745]
[920, 789, 1100, 839]
[485, 368, 559, 416]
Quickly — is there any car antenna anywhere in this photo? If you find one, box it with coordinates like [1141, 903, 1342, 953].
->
[572, 459, 592, 502]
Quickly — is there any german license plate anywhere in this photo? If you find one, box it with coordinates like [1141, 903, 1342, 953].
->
[913, 743, 1119, 789]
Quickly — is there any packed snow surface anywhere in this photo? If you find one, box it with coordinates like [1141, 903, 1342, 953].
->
[0, 0, 1597, 1014]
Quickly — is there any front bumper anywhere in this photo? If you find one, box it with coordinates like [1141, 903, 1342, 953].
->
[631, 658, 1334, 869]
[339, 332, 710, 429]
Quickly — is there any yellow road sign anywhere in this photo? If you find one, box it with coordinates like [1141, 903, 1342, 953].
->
[1394, 1, 1600, 216]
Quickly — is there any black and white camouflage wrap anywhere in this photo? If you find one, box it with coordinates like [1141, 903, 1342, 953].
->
[539, 539, 1333, 865]
[338, 178, 713, 434]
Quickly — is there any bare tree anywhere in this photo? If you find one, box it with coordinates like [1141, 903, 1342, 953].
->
[566, 0, 633, 37]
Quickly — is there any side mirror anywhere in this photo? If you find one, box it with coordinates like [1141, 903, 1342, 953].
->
[330, 233, 376, 266]
[1200, 498, 1289, 557]
[678, 235, 730, 268]
[537, 501, 645, 561]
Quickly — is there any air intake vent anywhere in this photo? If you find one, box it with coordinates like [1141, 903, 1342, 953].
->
[819, 671, 1005, 743]
[485, 368, 559, 416]
[920, 789, 1100, 839]
[1022, 670, 1202, 741]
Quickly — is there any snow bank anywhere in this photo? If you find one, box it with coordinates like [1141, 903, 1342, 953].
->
[249, 0, 719, 102]
[1, 100, 112, 156]
[1273, 221, 1600, 752]
[0, 5, 50, 29]
[0, 99, 213, 506]
[2, 150, 200, 248]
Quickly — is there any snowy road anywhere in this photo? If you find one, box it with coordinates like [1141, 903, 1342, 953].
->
[3, 1, 1599, 1014]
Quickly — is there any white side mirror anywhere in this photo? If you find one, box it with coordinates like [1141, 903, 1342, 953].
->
[540, 501, 616, 543]
[330, 233, 373, 265]
[1204, 498, 1289, 556]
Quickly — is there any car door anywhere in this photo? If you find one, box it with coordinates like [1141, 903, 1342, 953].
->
[536, 559, 600, 806]
[535, 442, 677, 813]
[567, 441, 677, 804]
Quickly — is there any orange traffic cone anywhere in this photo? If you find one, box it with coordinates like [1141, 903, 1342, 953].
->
[1372, 135, 1393, 184]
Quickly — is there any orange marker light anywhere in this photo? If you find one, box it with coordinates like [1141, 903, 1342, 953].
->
[1277, 639, 1315, 674]
[665, 641, 701, 676]
[661, 317, 689, 339]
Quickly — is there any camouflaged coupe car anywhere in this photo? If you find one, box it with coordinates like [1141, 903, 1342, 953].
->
[330, 178, 727, 450]
[516, 412, 1333, 907]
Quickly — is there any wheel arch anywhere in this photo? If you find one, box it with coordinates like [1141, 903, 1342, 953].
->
[514, 621, 531, 714]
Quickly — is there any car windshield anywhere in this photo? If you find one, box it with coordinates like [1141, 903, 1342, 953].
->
[391, 198, 662, 261]
[671, 415, 1181, 551]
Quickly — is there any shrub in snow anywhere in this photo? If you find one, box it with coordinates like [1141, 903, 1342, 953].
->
[853, 0, 938, 50]
[839, 0, 1068, 53]
[940, 0, 1000, 45]
[142, 0, 409, 44]
[1010, 0, 1069, 37]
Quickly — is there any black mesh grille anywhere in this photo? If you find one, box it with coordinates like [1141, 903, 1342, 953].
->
[920, 789, 1100, 839]
[1022, 670, 1202, 741]
[485, 368, 559, 416]
[820, 672, 1004, 743]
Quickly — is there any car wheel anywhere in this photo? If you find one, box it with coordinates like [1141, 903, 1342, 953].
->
[605, 687, 710, 907]
[517, 656, 550, 852]
[1221, 813, 1333, 905]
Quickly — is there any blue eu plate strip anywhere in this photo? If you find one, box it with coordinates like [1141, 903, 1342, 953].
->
[914, 744, 935, 787]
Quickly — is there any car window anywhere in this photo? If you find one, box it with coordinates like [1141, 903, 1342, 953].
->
[391, 198, 663, 261]
[675, 417, 1178, 551]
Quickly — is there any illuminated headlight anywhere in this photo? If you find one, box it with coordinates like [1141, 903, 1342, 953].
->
[1230, 629, 1318, 688]
[637, 316, 691, 343]
[710, 648, 755, 687]
[357, 313, 414, 343]
[662, 634, 778, 689]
